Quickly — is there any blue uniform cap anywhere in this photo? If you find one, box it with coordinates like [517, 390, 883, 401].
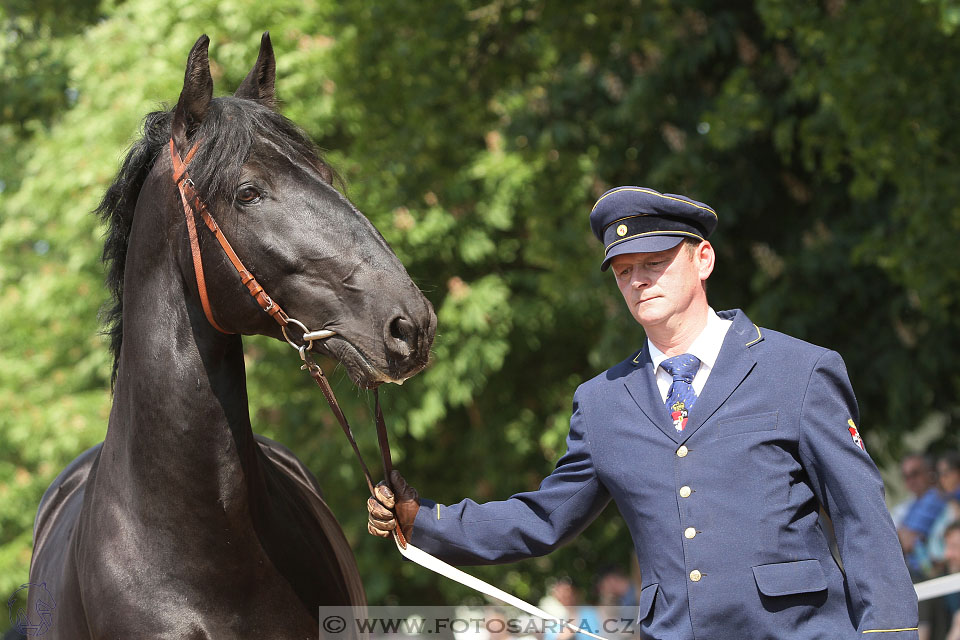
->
[589, 186, 718, 271]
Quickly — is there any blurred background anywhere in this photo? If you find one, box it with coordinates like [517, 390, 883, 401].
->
[2, 0, 959, 633]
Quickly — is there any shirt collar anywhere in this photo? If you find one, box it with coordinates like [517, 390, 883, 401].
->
[648, 308, 732, 371]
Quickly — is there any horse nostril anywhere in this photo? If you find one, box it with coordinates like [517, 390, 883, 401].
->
[386, 316, 416, 359]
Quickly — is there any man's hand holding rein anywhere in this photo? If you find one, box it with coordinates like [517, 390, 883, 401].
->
[367, 469, 420, 540]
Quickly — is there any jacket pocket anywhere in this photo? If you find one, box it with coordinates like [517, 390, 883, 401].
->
[718, 411, 779, 438]
[636, 582, 659, 621]
[752, 559, 827, 596]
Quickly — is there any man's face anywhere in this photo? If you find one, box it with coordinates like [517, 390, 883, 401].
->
[944, 529, 960, 573]
[610, 241, 713, 330]
[937, 460, 960, 494]
[901, 457, 933, 497]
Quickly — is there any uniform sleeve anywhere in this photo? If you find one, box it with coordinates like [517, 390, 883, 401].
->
[797, 350, 919, 637]
[410, 387, 611, 565]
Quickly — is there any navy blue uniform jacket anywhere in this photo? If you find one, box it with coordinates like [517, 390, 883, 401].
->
[412, 310, 918, 640]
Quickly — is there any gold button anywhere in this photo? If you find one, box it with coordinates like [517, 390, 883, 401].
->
[616, 224, 628, 237]
[690, 569, 702, 582]
[684, 527, 697, 539]
[677, 445, 688, 458]
[679, 486, 692, 498]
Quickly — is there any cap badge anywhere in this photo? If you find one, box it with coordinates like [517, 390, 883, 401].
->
[616, 224, 628, 237]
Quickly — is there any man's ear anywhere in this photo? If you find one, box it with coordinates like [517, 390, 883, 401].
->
[697, 240, 716, 282]
[234, 31, 276, 108]
[171, 35, 214, 152]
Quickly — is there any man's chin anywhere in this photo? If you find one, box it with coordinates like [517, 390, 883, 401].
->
[633, 302, 667, 326]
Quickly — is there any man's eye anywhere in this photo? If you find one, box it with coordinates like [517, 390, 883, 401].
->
[236, 186, 262, 204]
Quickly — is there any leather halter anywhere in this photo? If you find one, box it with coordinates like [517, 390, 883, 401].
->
[170, 138, 290, 334]
[169, 136, 404, 548]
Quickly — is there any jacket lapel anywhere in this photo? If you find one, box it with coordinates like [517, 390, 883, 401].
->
[678, 309, 762, 443]
[623, 344, 683, 444]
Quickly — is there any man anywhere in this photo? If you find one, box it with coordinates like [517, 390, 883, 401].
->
[896, 454, 946, 578]
[368, 187, 919, 639]
[891, 455, 936, 529]
[891, 455, 938, 528]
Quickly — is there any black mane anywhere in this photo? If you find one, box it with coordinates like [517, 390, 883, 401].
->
[96, 97, 338, 385]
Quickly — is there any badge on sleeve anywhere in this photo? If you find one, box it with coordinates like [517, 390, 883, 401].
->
[847, 418, 865, 451]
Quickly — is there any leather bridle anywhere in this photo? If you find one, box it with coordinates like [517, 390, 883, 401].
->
[169, 136, 406, 547]
[170, 138, 334, 348]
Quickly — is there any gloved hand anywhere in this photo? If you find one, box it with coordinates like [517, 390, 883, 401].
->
[367, 469, 420, 540]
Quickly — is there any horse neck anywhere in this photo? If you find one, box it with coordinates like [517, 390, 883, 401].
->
[102, 183, 262, 520]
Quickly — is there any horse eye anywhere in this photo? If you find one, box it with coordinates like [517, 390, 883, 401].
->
[236, 186, 261, 205]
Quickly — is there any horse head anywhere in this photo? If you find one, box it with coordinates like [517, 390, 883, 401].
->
[165, 33, 436, 387]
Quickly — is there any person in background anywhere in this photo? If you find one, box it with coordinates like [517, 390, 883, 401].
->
[593, 566, 634, 639]
[938, 453, 960, 503]
[594, 566, 632, 609]
[928, 453, 960, 568]
[911, 454, 958, 640]
[899, 454, 947, 579]
[539, 578, 601, 640]
[892, 455, 932, 528]
[941, 522, 960, 640]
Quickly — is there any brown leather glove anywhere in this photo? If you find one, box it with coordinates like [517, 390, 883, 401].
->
[367, 470, 420, 540]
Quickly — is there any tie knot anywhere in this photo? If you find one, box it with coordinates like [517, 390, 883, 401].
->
[661, 354, 701, 383]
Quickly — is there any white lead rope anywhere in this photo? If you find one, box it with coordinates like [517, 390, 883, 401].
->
[394, 533, 610, 640]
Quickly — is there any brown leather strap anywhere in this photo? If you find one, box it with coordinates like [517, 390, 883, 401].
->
[170, 138, 290, 333]
[301, 352, 407, 548]
[375, 392, 407, 547]
[177, 175, 230, 334]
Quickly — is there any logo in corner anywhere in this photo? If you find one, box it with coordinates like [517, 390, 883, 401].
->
[847, 418, 865, 452]
[7, 582, 56, 637]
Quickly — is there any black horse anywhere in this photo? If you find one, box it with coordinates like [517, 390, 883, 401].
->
[25, 34, 435, 639]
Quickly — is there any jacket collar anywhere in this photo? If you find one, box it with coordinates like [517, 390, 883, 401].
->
[624, 309, 763, 444]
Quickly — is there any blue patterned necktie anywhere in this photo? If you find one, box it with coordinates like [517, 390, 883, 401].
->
[661, 354, 701, 431]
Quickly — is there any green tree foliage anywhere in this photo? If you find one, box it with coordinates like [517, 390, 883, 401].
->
[1, 0, 958, 622]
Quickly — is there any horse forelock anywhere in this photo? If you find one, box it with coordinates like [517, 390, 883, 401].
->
[97, 96, 340, 388]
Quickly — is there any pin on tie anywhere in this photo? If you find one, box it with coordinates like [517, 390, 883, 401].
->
[661, 354, 701, 431]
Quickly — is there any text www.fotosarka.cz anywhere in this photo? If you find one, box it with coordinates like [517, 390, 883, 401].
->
[318, 606, 639, 639]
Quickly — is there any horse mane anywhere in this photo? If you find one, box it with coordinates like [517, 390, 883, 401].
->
[97, 97, 340, 387]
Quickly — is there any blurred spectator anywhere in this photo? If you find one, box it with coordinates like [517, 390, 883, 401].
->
[483, 607, 532, 640]
[594, 566, 638, 640]
[540, 578, 601, 640]
[892, 454, 934, 527]
[940, 522, 960, 640]
[595, 566, 632, 608]
[898, 454, 946, 578]
[939, 454, 960, 502]
[928, 453, 960, 566]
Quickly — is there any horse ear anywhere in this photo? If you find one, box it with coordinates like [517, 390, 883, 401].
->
[234, 32, 276, 108]
[172, 35, 214, 151]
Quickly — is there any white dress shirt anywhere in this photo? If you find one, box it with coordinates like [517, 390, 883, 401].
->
[647, 308, 733, 402]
